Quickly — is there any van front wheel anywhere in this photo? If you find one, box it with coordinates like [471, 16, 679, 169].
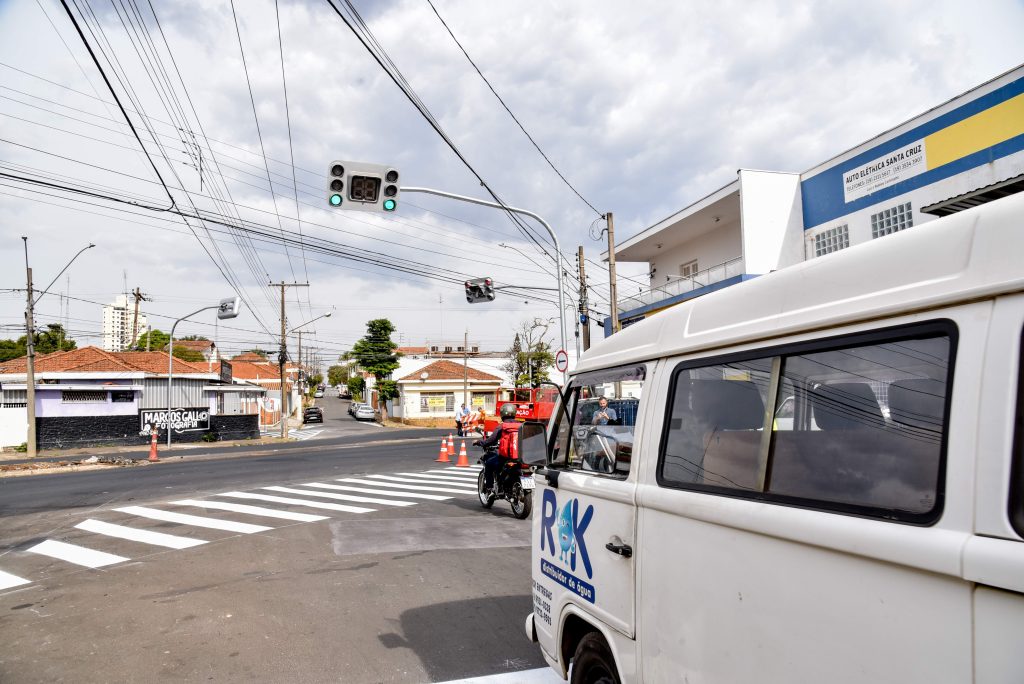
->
[571, 632, 619, 684]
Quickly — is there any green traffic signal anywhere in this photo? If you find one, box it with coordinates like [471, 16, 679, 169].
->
[329, 194, 342, 206]
[383, 199, 396, 211]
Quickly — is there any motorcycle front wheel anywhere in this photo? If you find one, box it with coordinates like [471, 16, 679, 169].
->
[509, 481, 532, 519]
[477, 469, 495, 508]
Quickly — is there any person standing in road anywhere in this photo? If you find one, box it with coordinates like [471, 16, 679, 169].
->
[456, 403, 470, 436]
[592, 396, 617, 425]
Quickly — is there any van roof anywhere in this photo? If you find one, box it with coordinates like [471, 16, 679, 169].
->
[578, 192, 1024, 374]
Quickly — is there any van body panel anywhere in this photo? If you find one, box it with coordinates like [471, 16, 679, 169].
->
[974, 587, 1024, 684]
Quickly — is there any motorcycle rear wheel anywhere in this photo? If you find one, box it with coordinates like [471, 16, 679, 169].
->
[477, 470, 495, 508]
[509, 481, 532, 519]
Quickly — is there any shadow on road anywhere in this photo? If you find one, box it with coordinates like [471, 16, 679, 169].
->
[378, 594, 545, 682]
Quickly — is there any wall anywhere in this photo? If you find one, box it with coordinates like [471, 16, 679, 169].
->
[646, 223, 741, 287]
[0, 408, 26, 448]
[36, 388, 138, 417]
[739, 169, 805, 273]
[35, 414, 260, 450]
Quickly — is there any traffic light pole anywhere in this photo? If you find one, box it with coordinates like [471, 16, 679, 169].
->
[400, 186, 568, 382]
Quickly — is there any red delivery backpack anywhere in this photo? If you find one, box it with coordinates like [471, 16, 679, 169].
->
[498, 422, 521, 460]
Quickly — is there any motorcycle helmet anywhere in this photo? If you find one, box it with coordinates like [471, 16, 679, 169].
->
[499, 403, 517, 421]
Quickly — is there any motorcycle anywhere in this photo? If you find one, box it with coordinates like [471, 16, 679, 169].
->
[475, 446, 535, 519]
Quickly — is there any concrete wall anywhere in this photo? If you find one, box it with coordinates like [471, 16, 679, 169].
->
[35, 414, 260, 450]
[36, 388, 138, 417]
[0, 408, 26, 449]
[646, 223, 741, 287]
[739, 169, 805, 273]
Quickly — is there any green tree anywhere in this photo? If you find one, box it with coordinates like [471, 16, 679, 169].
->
[172, 346, 205, 362]
[180, 335, 209, 341]
[346, 376, 365, 401]
[243, 348, 269, 359]
[0, 324, 76, 362]
[502, 333, 525, 386]
[327, 364, 349, 387]
[510, 318, 554, 386]
[134, 329, 169, 352]
[351, 319, 402, 419]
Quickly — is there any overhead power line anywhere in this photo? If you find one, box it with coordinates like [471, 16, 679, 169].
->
[424, 0, 602, 218]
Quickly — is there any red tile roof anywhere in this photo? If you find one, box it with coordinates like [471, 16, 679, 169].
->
[399, 359, 501, 382]
[231, 352, 273, 363]
[397, 346, 429, 355]
[166, 339, 215, 352]
[0, 347, 214, 375]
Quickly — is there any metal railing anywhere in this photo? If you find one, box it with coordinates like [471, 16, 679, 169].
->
[618, 256, 743, 314]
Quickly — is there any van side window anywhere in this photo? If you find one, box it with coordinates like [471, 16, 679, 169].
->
[562, 365, 646, 477]
[658, 324, 954, 523]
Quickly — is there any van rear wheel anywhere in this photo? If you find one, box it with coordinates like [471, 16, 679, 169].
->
[571, 632, 619, 684]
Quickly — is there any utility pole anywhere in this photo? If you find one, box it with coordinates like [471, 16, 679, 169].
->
[605, 212, 621, 334]
[22, 239, 37, 459]
[274, 281, 309, 439]
[131, 286, 149, 349]
[578, 245, 591, 351]
[463, 329, 469, 410]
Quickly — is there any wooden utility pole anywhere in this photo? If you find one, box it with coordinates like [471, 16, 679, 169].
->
[463, 329, 469, 410]
[606, 213, 621, 334]
[578, 245, 591, 351]
[273, 281, 309, 439]
[131, 286, 149, 349]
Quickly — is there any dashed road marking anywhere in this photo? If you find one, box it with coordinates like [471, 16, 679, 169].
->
[262, 486, 416, 507]
[75, 519, 207, 550]
[0, 570, 31, 591]
[170, 499, 329, 522]
[216, 491, 375, 513]
[114, 506, 272, 534]
[26, 539, 129, 569]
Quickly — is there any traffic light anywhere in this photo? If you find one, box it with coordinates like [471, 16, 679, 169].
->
[326, 160, 400, 213]
[465, 277, 496, 303]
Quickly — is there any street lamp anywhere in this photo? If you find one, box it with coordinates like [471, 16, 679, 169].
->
[22, 238, 95, 459]
[166, 296, 240, 447]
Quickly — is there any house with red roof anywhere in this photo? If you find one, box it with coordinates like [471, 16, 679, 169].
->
[0, 347, 264, 450]
[395, 359, 503, 420]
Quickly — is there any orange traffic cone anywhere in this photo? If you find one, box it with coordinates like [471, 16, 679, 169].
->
[455, 440, 470, 467]
[148, 428, 159, 462]
[447, 434, 455, 458]
[436, 438, 451, 463]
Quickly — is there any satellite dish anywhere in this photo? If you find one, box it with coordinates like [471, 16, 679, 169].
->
[420, 372, 429, 380]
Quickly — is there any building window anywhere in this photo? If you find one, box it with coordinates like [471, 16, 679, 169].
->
[1, 389, 27, 408]
[111, 391, 135, 403]
[62, 390, 108, 403]
[814, 225, 849, 257]
[871, 202, 914, 238]
[680, 260, 699, 277]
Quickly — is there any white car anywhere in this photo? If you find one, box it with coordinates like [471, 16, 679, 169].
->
[353, 404, 376, 421]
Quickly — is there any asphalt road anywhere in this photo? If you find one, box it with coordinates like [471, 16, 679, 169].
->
[0, 413, 550, 683]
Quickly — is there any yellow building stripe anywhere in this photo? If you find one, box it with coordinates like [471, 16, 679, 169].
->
[925, 92, 1024, 169]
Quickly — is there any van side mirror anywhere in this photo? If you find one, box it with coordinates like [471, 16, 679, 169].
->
[519, 421, 548, 466]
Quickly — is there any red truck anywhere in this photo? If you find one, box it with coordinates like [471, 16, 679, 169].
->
[481, 386, 560, 436]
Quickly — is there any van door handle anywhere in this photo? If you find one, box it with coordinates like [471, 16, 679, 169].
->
[605, 542, 632, 558]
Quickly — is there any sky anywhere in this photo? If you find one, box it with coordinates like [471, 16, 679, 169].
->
[1, 0, 1022, 369]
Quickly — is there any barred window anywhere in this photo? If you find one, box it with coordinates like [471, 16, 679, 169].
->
[871, 202, 914, 238]
[814, 225, 849, 257]
[2, 389, 27, 408]
[62, 390, 108, 403]
[420, 392, 455, 414]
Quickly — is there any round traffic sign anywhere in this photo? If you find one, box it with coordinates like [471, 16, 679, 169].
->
[555, 349, 569, 373]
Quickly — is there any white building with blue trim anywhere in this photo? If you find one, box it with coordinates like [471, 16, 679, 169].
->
[606, 64, 1024, 335]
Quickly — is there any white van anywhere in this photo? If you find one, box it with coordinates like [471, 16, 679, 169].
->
[520, 193, 1024, 683]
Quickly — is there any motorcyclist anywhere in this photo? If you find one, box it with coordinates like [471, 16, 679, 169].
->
[475, 402, 520, 493]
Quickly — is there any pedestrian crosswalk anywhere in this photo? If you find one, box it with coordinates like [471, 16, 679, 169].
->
[0, 465, 484, 594]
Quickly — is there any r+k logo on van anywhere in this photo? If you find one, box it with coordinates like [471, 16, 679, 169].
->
[540, 489, 594, 580]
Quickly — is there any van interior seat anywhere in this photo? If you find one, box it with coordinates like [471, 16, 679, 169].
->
[810, 382, 884, 430]
[888, 378, 946, 440]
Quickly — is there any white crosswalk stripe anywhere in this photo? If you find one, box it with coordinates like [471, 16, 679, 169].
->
[290, 429, 324, 441]
[26, 539, 128, 569]
[366, 474, 477, 489]
[337, 478, 474, 495]
[301, 482, 452, 501]
[398, 472, 481, 484]
[170, 499, 329, 522]
[75, 519, 207, 550]
[0, 570, 31, 591]
[114, 506, 272, 534]
[441, 466, 483, 473]
[262, 486, 415, 507]
[216, 491, 375, 513]
[423, 469, 480, 479]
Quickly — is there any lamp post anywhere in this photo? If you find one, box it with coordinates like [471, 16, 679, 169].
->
[167, 297, 240, 447]
[401, 186, 568, 383]
[22, 238, 95, 459]
[289, 310, 333, 402]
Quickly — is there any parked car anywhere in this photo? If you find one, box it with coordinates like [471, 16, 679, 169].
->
[348, 402, 361, 416]
[353, 404, 376, 421]
[313, 389, 324, 398]
[302, 406, 323, 424]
